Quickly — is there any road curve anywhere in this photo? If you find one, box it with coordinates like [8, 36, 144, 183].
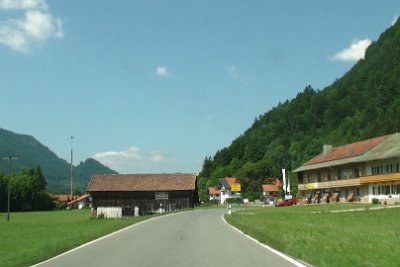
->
[35, 209, 301, 267]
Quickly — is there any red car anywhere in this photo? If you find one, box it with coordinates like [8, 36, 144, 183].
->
[275, 199, 297, 207]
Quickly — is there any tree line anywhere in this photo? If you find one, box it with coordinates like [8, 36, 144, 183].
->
[0, 166, 54, 212]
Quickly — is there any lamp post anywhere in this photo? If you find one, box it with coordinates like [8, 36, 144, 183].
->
[2, 156, 18, 222]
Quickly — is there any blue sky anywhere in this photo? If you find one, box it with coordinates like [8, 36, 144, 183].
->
[0, 0, 399, 174]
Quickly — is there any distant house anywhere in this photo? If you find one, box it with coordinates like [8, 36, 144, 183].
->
[262, 179, 280, 203]
[217, 177, 241, 204]
[67, 194, 92, 209]
[86, 173, 198, 216]
[208, 187, 221, 202]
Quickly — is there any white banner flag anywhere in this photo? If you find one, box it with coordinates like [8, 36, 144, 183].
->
[282, 169, 286, 194]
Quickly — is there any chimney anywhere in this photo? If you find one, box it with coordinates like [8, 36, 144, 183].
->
[323, 145, 333, 155]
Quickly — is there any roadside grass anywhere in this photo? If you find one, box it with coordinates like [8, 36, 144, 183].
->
[0, 210, 155, 267]
[225, 203, 400, 267]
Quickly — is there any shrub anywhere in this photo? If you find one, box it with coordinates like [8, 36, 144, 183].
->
[55, 200, 67, 210]
[226, 198, 241, 204]
[372, 198, 379, 205]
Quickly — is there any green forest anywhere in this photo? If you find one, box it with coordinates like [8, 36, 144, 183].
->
[198, 20, 400, 201]
[0, 167, 54, 212]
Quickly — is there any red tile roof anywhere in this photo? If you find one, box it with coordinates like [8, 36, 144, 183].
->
[50, 194, 77, 202]
[304, 134, 394, 166]
[208, 187, 220, 195]
[86, 173, 197, 192]
[67, 194, 90, 205]
[225, 177, 240, 187]
[262, 179, 280, 192]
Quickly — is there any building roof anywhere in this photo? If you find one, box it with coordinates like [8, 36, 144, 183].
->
[86, 173, 197, 192]
[294, 134, 399, 173]
[208, 187, 220, 195]
[219, 177, 240, 190]
[262, 179, 280, 192]
[304, 134, 394, 166]
[67, 194, 90, 205]
[50, 194, 77, 202]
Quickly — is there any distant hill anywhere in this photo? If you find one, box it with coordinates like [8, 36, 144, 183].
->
[198, 20, 400, 201]
[0, 128, 117, 192]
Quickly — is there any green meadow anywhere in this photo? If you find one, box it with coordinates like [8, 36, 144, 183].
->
[225, 203, 400, 267]
[0, 210, 154, 267]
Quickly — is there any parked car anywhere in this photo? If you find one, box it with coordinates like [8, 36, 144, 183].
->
[275, 199, 297, 207]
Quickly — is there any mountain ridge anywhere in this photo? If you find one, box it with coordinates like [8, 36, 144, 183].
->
[0, 127, 117, 192]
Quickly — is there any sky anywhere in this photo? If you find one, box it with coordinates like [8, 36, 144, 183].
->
[1, 0, 399, 174]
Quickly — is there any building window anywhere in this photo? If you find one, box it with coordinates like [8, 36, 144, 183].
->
[341, 170, 352, 179]
[354, 168, 359, 178]
[327, 173, 331, 181]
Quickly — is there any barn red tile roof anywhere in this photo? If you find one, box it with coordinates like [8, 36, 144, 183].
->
[208, 187, 221, 195]
[86, 173, 197, 192]
[262, 179, 280, 192]
[304, 134, 394, 166]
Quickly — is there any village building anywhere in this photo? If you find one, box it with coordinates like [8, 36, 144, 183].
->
[208, 187, 221, 202]
[294, 133, 400, 203]
[86, 173, 198, 216]
[215, 177, 241, 204]
[262, 179, 280, 204]
[67, 194, 92, 209]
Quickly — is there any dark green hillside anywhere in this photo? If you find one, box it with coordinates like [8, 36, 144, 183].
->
[75, 158, 117, 191]
[0, 128, 117, 192]
[198, 20, 400, 201]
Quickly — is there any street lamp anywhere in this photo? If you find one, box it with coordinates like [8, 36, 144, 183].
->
[2, 156, 18, 222]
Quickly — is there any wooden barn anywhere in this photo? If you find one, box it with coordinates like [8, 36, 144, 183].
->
[86, 173, 198, 216]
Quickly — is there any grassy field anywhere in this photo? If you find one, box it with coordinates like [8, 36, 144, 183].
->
[0, 210, 155, 267]
[225, 203, 400, 267]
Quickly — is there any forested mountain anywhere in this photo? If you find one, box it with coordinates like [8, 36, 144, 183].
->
[198, 20, 400, 201]
[0, 128, 117, 192]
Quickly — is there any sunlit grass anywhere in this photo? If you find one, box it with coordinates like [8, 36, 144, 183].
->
[0, 210, 154, 267]
[225, 203, 400, 267]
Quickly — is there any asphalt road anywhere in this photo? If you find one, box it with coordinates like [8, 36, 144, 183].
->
[35, 209, 302, 267]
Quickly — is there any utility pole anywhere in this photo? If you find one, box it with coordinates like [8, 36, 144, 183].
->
[2, 156, 18, 222]
[70, 136, 74, 200]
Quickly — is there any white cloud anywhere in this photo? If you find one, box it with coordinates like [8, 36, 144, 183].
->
[0, 0, 47, 10]
[0, 0, 62, 53]
[94, 147, 169, 173]
[227, 65, 239, 79]
[150, 151, 166, 163]
[330, 39, 372, 62]
[156, 66, 169, 77]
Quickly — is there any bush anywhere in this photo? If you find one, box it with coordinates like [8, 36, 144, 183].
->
[226, 198, 241, 204]
[55, 200, 67, 210]
[372, 198, 380, 205]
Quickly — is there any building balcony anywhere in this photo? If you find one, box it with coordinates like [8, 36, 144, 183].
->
[298, 178, 361, 191]
[360, 173, 400, 184]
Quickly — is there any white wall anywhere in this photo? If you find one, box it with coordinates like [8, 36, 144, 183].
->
[97, 207, 122, 218]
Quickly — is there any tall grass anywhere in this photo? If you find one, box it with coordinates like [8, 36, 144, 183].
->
[0, 210, 153, 267]
[225, 204, 400, 267]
